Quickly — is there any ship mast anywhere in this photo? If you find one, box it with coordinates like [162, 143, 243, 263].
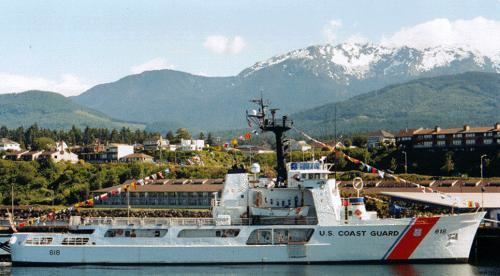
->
[247, 97, 292, 184]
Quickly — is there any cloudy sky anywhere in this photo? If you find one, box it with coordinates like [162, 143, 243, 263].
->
[0, 0, 499, 96]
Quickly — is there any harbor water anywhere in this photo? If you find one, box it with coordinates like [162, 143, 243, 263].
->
[1, 262, 499, 276]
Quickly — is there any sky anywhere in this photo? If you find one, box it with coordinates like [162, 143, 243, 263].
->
[0, 0, 499, 96]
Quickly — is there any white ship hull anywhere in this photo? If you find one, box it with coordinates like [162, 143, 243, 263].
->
[10, 212, 483, 265]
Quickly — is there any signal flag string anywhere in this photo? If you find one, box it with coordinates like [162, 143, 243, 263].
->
[291, 126, 480, 208]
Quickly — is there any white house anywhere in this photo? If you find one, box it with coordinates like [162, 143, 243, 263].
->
[143, 136, 170, 151]
[0, 138, 21, 151]
[38, 141, 79, 164]
[119, 153, 155, 163]
[178, 139, 205, 151]
[106, 143, 134, 160]
[367, 130, 396, 149]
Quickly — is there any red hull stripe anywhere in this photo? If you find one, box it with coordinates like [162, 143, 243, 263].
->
[382, 218, 415, 260]
[387, 217, 440, 260]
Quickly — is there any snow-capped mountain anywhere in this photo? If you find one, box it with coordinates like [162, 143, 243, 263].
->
[240, 43, 500, 84]
[70, 42, 499, 131]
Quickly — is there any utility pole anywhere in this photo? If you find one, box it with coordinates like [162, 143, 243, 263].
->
[402, 151, 408, 174]
[11, 183, 14, 219]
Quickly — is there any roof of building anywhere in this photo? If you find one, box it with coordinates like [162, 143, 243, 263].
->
[0, 138, 20, 145]
[4, 150, 28, 156]
[121, 153, 154, 159]
[40, 151, 58, 156]
[93, 178, 225, 193]
[21, 150, 43, 156]
[395, 128, 422, 137]
[368, 130, 394, 138]
[381, 192, 500, 208]
[108, 143, 133, 147]
[396, 124, 500, 137]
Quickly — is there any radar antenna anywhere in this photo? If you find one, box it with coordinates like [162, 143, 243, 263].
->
[247, 97, 293, 185]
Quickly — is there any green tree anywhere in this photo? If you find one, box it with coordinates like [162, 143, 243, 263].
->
[198, 132, 205, 140]
[206, 132, 214, 145]
[352, 135, 367, 148]
[166, 130, 175, 142]
[33, 137, 55, 150]
[174, 128, 191, 143]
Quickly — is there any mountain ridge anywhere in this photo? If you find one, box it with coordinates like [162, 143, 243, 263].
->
[0, 90, 145, 130]
[292, 71, 500, 135]
[72, 42, 500, 131]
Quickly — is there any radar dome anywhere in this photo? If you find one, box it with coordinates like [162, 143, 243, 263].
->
[250, 163, 261, 174]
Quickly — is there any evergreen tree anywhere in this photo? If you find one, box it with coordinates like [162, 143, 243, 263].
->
[206, 132, 214, 145]
[166, 130, 175, 142]
[198, 132, 205, 140]
[174, 128, 191, 143]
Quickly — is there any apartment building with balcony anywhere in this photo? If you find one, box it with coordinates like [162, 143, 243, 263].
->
[396, 123, 500, 150]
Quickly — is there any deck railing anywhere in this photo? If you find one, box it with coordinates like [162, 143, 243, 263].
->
[77, 216, 319, 227]
[80, 217, 218, 227]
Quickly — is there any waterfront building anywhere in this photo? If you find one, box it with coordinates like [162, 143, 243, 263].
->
[396, 123, 500, 150]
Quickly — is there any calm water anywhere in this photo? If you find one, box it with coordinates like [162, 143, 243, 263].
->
[1, 263, 499, 276]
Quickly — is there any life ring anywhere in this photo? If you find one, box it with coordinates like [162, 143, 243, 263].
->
[47, 212, 55, 221]
[354, 209, 362, 217]
[295, 207, 302, 215]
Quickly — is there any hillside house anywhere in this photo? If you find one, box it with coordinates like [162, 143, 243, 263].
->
[79, 143, 134, 162]
[120, 153, 155, 163]
[143, 136, 169, 151]
[0, 138, 21, 152]
[367, 130, 396, 148]
[38, 141, 79, 163]
[178, 139, 205, 151]
[21, 151, 43, 161]
[4, 150, 29, 160]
